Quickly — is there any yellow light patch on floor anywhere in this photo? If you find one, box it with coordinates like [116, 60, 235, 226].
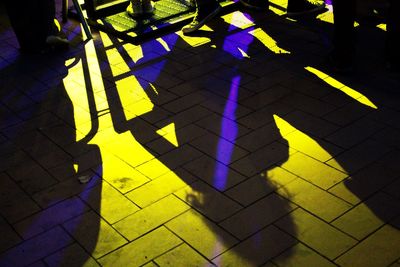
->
[305, 66, 378, 109]
[249, 28, 290, 54]
[156, 123, 179, 147]
[221, 11, 255, 30]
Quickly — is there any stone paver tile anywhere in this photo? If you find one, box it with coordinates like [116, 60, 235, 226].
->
[189, 133, 248, 165]
[175, 180, 242, 222]
[236, 121, 293, 152]
[281, 75, 332, 99]
[281, 92, 336, 117]
[155, 105, 212, 130]
[7, 159, 58, 195]
[14, 197, 89, 239]
[276, 208, 357, 260]
[135, 158, 172, 180]
[325, 117, 384, 149]
[126, 168, 196, 208]
[97, 153, 150, 194]
[177, 61, 221, 81]
[323, 101, 372, 126]
[241, 84, 292, 109]
[114, 195, 190, 241]
[183, 155, 246, 191]
[63, 211, 127, 259]
[367, 107, 400, 129]
[376, 149, 400, 174]
[335, 225, 400, 267]
[101, 133, 155, 168]
[195, 113, 250, 142]
[200, 93, 253, 120]
[0, 226, 73, 267]
[242, 70, 293, 93]
[282, 130, 343, 162]
[332, 192, 400, 240]
[27, 261, 47, 267]
[142, 261, 159, 267]
[213, 225, 296, 267]
[282, 110, 340, 138]
[98, 227, 182, 267]
[226, 166, 297, 206]
[383, 178, 400, 199]
[273, 243, 336, 267]
[32, 172, 101, 208]
[80, 182, 139, 224]
[277, 178, 352, 222]
[326, 139, 392, 175]
[155, 243, 213, 267]
[230, 142, 289, 178]
[166, 209, 238, 259]
[220, 193, 297, 240]
[0, 173, 40, 223]
[44, 243, 99, 267]
[371, 127, 400, 150]
[329, 161, 399, 205]
[158, 144, 203, 170]
[280, 152, 348, 190]
[162, 91, 208, 114]
[147, 124, 208, 155]
[0, 216, 21, 253]
[237, 102, 293, 130]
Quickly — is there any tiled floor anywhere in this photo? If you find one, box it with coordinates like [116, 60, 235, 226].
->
[1, 1, 400, 266]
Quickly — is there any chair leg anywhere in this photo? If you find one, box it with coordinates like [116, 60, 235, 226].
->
[62, 0, 68, 22]
[71, 0, 93, 39]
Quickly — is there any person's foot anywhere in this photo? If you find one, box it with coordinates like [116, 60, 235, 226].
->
[286, 0, 326, 17]
[46, 31, 69, 51]
[181, 4, 221, 34]
[127, 1, 143, 18]
[239, 0, 269, 11]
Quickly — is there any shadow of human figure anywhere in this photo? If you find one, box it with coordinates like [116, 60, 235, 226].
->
[101, 4, 400, 264]
[0, 42, 103, 266]
[93, 10, 297, 265]
[245, 4, 400, 238]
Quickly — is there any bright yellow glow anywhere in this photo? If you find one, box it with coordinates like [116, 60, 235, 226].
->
[99, 31, 115, 48]
[273, 115, 342, 164]
[156, 123, 179, 147]
[377, 23, 387, 31]
[237, 47, 250, 58]
[249, 28, 291, 54]
[115, 76, 154, 120]
[156, 37, 171, 52]
[63, 59, 92, 141]
[178, 31, 211, 47]
[221, 11, 255, 30]
[73, 164, 79, 173]
[305, 66, 378, 109]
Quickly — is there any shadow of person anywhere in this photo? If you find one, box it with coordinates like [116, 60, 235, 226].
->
[0, 45, 103, 266]
[93, 10, 297, 265]
[244, 5, 400, 247]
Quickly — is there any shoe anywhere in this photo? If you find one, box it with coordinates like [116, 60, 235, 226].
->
[239, 0, 269, 10]
[142, 0, 155, 14]
[286, 0, 325, 17]
[127, 1, 143, 18]
[46, 33, 69, 50]
[182, 4, 221, 34]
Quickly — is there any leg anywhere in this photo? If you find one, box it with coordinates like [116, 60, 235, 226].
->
[181, 0, 221, 34]
[286, 0, 326, 17]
